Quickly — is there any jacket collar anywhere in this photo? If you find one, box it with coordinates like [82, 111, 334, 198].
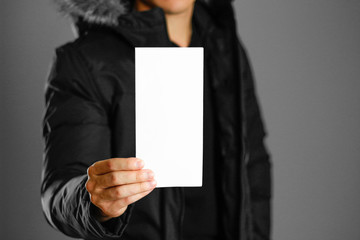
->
[74, 1, 218, 47]
[113, 6, 172, 47]
[54, 0, 234, 26]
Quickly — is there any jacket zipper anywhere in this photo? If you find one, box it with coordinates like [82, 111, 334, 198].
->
[179, 187, 185, 240]
[238, 27, 250, 239]
[240, 147, 250, 240]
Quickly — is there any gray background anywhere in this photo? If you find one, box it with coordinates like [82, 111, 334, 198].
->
[1, 0, 359, 239]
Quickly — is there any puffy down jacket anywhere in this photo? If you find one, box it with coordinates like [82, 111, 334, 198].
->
[41, 0, 272, 239]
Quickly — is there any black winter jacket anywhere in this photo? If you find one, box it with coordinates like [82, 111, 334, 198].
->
[41, 0, 272, 239]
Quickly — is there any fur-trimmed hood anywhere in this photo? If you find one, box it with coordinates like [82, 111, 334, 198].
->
[53, 0, 233, 26]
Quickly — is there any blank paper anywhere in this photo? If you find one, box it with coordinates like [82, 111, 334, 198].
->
[135, 47, 204, 188]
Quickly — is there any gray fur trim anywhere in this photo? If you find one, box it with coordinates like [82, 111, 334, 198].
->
[53, 0, 133, 26]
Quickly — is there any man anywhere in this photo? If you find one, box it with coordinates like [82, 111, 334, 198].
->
[41, 0, 272, 239]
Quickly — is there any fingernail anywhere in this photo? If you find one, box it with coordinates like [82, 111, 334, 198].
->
[147, 171, 154, 179]
[136, 160, 144, 168]
[150, 180, 157, 187]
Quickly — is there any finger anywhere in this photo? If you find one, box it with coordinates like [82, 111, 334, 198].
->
[90, 157, 144, 175]
[121, 189, 154, 205]
[110, 190, 153, 210]
[96, 169, 155, 188]
[97, 190, 154, 219]
[101, 180, 157, 201]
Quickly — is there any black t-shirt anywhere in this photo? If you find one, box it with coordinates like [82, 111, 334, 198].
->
[170, 22, 219, 240]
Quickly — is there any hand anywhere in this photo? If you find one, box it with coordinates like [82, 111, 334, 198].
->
[85, 157, 156, 222]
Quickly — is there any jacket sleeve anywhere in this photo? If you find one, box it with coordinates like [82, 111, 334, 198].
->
[41, 44, 133, 240]
[238, 40, 273, 240]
